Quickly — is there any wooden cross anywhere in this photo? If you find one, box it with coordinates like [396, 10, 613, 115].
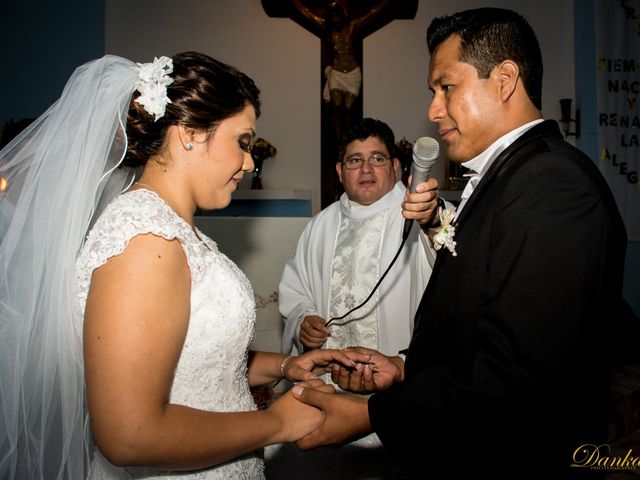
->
[262, 0, 418, 208]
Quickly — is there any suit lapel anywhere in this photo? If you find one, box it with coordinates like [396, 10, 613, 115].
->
[453, 120, 562, 230]
[427, 121, 562, 276]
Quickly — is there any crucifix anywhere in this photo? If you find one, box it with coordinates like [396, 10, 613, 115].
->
[261, 0, 418, 208]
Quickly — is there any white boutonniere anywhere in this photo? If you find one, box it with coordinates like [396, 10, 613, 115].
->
[135, 56, 174, 121]
[432, 207, 457, 256]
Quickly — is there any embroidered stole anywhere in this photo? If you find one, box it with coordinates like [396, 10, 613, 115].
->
[325, 210, 387, 351]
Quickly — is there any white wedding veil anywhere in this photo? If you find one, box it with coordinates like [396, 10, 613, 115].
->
[0, 55, 139, 479]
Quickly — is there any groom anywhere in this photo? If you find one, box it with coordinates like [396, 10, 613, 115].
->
[292, 7, 632, 479]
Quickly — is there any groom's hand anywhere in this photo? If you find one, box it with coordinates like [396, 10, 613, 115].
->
[332, 346, 404, 393]
[291, 385, 371, 450]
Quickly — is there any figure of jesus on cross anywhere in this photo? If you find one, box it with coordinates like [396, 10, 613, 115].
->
[262, 0, 418, 207]
[292, 0, 390, 138]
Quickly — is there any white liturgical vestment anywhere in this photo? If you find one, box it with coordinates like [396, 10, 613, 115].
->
[279, 182, 432, 356]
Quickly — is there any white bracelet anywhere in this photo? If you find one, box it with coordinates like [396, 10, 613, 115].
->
[280, 355, 294, 380]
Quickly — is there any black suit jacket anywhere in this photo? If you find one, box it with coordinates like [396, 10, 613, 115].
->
[369, 121, 629, 479]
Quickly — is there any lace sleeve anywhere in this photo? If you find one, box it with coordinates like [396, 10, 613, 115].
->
[75, 190, 199, 305]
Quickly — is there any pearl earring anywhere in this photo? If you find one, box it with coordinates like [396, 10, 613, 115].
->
[185, 143, 193, 151]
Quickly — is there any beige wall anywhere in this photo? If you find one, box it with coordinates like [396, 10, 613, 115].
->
[106, 0, 575, 215]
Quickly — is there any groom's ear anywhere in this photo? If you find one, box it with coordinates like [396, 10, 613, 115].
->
[493, 59, 519, 104]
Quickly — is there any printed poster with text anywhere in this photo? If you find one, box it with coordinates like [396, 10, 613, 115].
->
[596, 0, 640, 240]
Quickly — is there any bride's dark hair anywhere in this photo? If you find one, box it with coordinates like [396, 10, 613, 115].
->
[124, 51, 261, 167]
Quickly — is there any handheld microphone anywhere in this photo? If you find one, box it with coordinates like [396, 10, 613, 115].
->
[403, 136, 440, 240]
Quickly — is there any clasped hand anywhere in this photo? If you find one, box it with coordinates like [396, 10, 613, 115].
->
[278, 347, 404, 450]
[282, 346, 403, 393]
[285, 347, 405, 450]
[328, 346, 403, 393]
[281, 347, 368, 382]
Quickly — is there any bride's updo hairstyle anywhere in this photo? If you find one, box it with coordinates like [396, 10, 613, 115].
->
[124, 51, 261, 167]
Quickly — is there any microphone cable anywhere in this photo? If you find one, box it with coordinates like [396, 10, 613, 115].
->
[325, 230, 409, 328]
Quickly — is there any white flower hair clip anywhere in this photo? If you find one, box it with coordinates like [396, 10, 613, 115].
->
[135, 56, 174, 121]
[432, 206, 457, 256]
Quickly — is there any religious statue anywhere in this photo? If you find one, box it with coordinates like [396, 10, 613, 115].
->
[261, 0, 418, 207]
[292, 0, 390, 110]
[291, 0, 390, 138]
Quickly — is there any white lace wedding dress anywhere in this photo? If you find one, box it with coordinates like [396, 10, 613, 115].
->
[74, 189, 265, 479]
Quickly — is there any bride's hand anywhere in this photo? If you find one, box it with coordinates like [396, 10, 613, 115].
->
[266, 379, 334, 443]
[283, 349, 372, 382]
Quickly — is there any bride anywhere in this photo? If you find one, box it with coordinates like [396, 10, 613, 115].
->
[0, 51, 366, 479]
